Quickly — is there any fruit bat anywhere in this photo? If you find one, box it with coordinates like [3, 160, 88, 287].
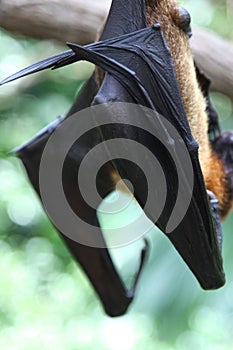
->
[1, 0, 233, 317]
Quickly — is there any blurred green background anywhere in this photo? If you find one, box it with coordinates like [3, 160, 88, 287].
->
[0, 0, 233, 349]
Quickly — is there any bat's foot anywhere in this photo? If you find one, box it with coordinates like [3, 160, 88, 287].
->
[207, 190, 223, 251]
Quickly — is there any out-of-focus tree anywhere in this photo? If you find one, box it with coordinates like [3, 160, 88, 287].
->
[0, 1, 233, 349]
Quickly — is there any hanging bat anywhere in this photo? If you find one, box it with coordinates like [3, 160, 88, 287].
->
[1, 0, 233, 317]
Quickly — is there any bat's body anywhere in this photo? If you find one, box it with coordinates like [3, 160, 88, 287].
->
[146, 1, 210, 166]
[146, 0, 233, 219]
[1, 0, 233, 316]
[98, 0, 233, 219]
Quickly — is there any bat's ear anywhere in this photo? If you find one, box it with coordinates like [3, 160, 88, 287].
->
[100, 0, 147, 41]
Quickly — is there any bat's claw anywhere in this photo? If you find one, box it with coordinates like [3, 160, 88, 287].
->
[127, 239, 149, 298]
[207, 190, 223, 251]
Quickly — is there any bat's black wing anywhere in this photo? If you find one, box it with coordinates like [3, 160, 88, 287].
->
[14, 74, 145, 317]
[0, 0, 146, 85]
[65, 23, 224, 289]
[2, 0, 150, 317]
[0, 0, 225, 316]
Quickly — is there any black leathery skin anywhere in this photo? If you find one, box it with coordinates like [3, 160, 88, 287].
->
[0, 0, 226, 315]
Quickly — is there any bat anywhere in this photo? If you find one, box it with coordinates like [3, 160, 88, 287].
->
[1, 0, 232, 317]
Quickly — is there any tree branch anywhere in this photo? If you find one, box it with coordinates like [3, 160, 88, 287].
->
[0, 0, 233, 99]
[191, 28, 233, 100]
[0, 0, 109, 44]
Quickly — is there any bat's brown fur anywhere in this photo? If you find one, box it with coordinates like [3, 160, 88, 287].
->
[99, 0, 232, 218]
[146, 0, 210, 166]
[147, 0, 232, 218]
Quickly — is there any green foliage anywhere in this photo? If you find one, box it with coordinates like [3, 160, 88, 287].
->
[0, 2, 233, 349]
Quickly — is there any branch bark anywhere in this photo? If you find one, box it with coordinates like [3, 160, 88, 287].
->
[0, 0, 233, 99]
[191, 28, 233, 100]
[0, 0, 109, 44]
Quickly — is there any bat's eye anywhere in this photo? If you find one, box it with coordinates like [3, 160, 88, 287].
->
[174, 7, 192, 38]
